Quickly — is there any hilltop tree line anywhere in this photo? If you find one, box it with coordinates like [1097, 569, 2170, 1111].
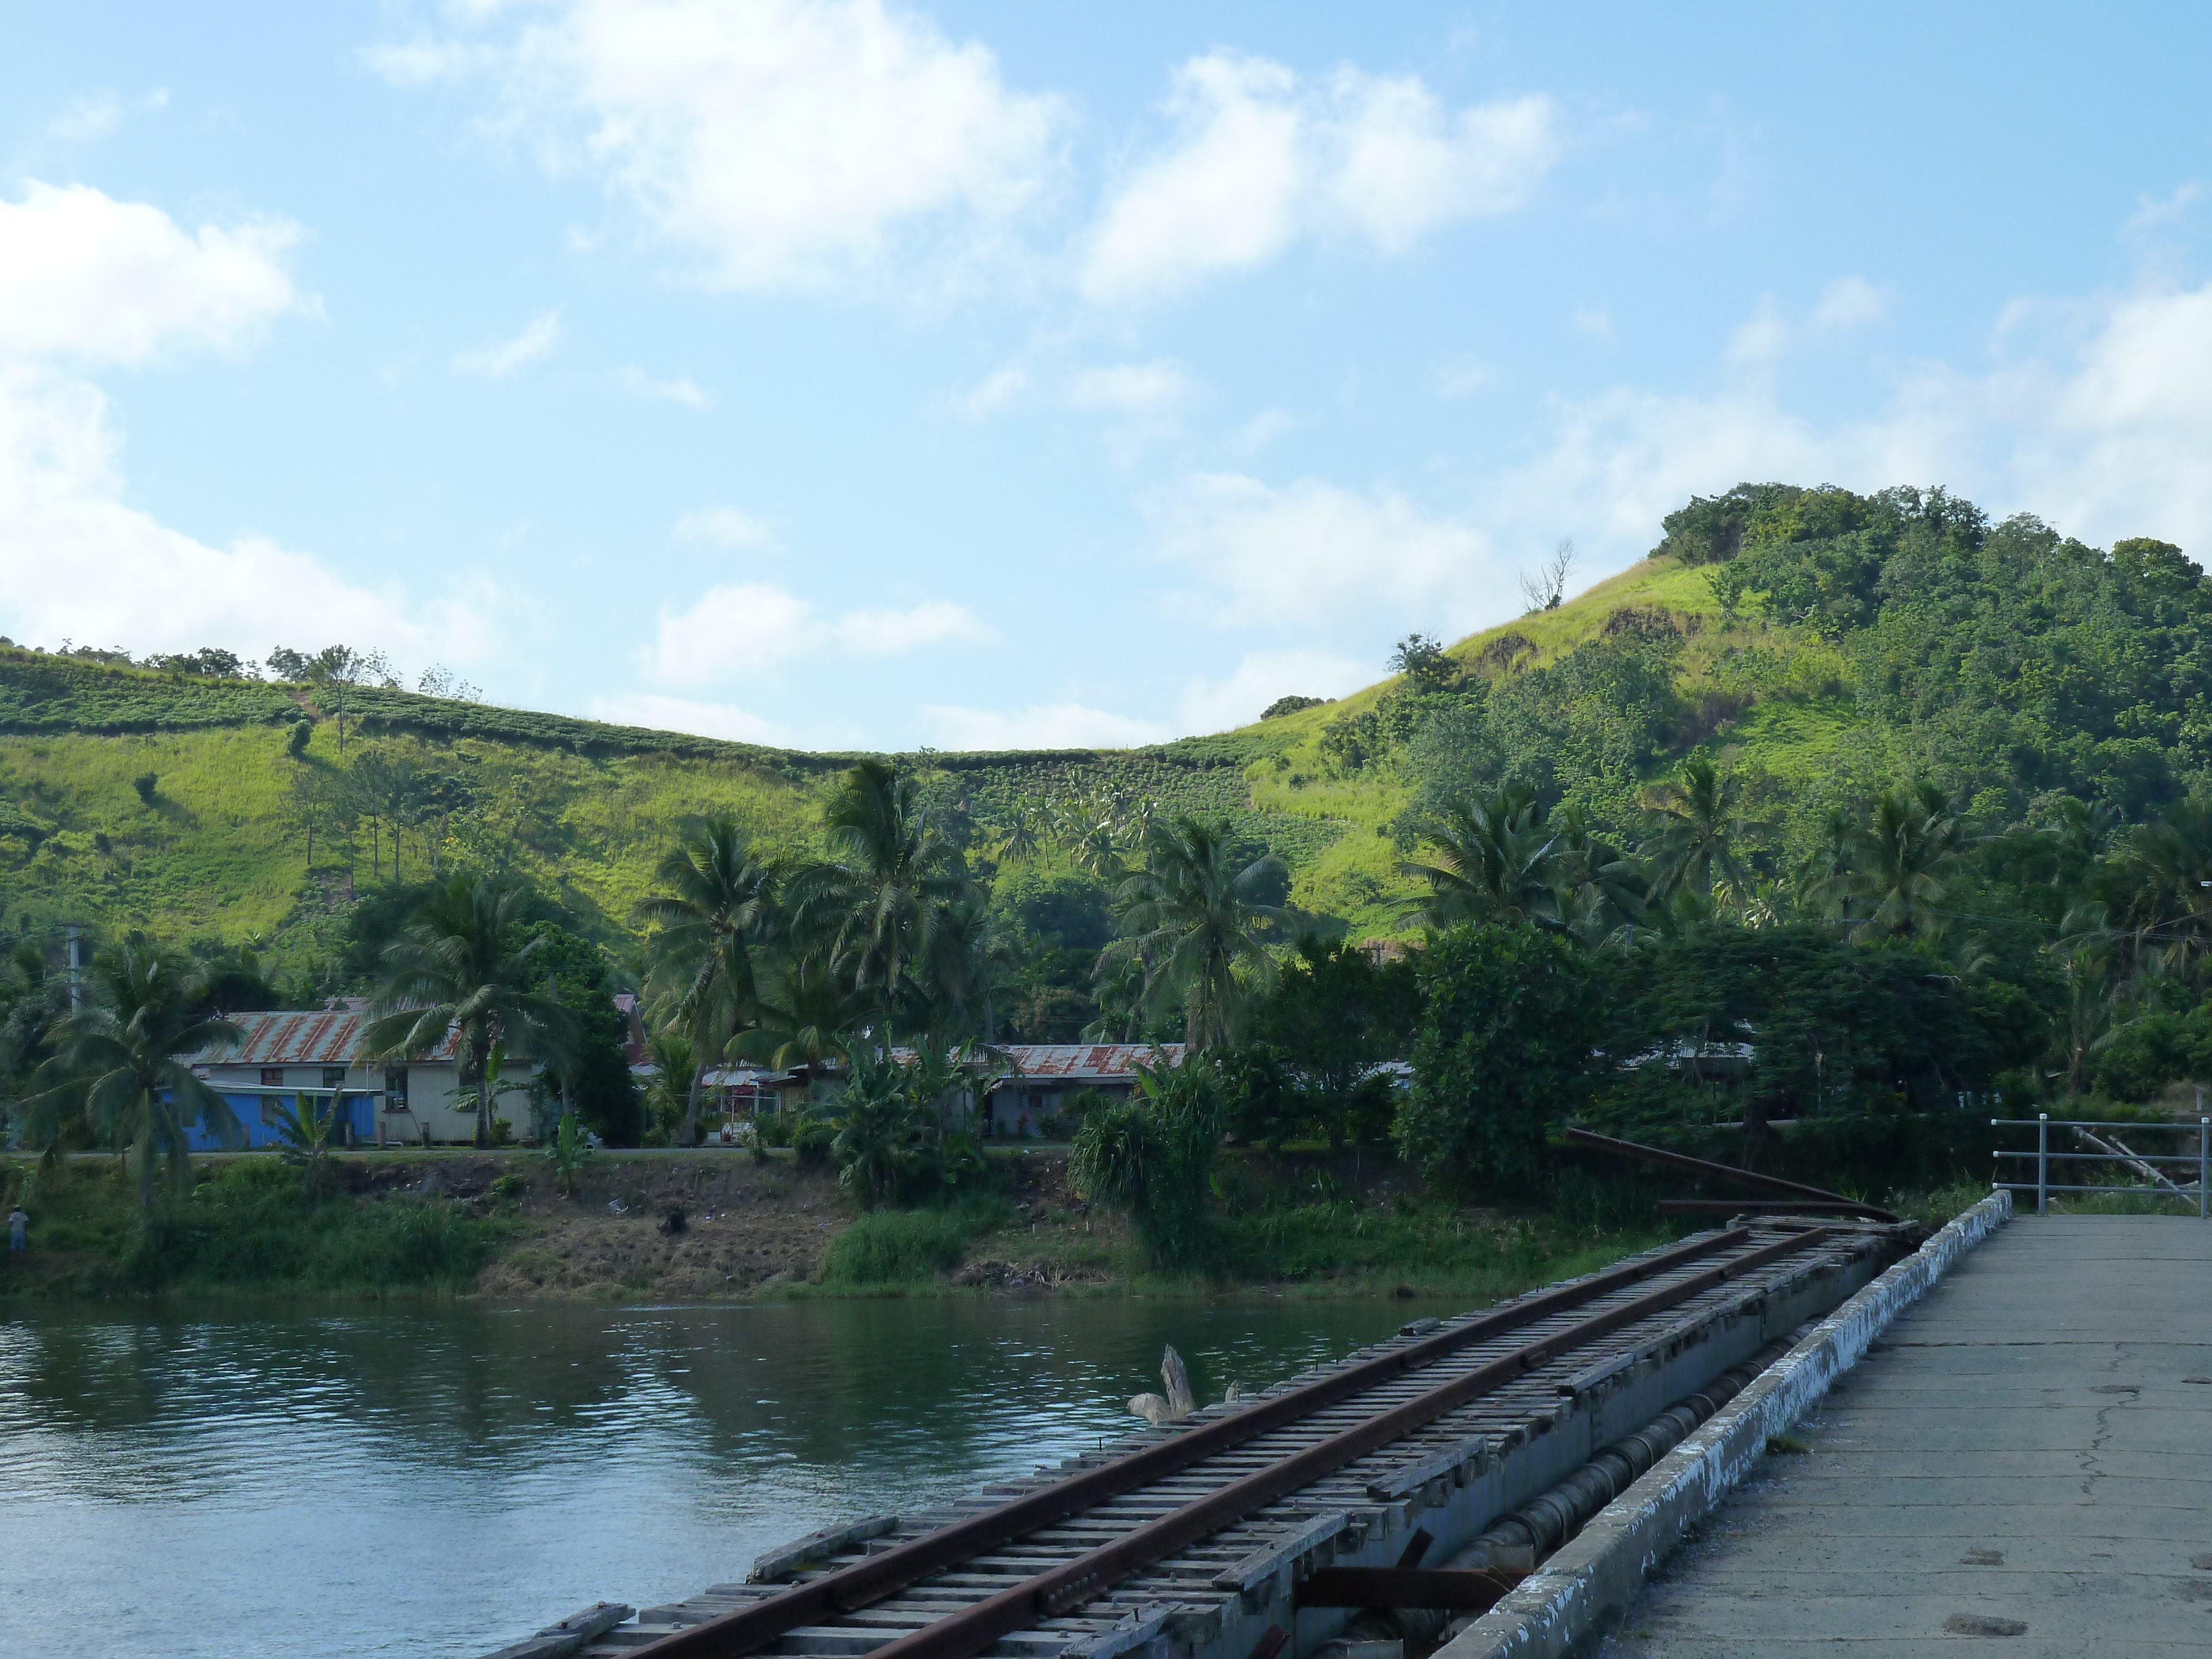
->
[4, 639, 483, 708]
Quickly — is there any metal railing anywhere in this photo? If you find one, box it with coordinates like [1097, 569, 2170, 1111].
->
[1992, 1114, 2212, 1217]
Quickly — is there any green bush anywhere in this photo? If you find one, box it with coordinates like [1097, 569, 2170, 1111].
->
[1070, 1056, 1223, 1269]
[818, 1198, 1009, 1285]
[6, 1156, 504, 1296]
[2091, 1011, 2193, 1102]
[1397, 922, 1604, 1190]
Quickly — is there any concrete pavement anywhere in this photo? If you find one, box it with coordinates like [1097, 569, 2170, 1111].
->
[1590, 1215, 2212, 1657]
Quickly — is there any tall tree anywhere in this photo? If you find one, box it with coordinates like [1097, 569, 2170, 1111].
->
[30, 936, 243, 1212]
[634, 817, 780, 1144]
[1396, 784, 1561, 932]
[363, 874, 575, 1148]
[799, 761, 972, 1042]
[1248, 937, 1421, 1149]
[1844, 782, 1968, 940]
[1641, 757, 1751, 905]
[1100, 816, 1288, 1050]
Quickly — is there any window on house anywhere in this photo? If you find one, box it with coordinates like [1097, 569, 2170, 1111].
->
[260, 1098, 284, 1126]
[384, 1067, 409, 1112]
[322, 1067, 347, 1090]
[260, 1067, 284, 1087]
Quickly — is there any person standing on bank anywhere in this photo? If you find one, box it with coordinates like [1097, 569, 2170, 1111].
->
[7, 1204, 25, 1256]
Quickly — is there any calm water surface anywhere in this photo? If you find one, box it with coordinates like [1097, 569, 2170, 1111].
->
[0, 1296, 1451, 1658]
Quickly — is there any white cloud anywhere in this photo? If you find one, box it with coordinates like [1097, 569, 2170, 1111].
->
[1080, 54, 1557, 303]
[452, 309, 562, 377]
[1233, 408, 1298, 453]
[0, 367, 486, 666]
[651, 581, 992, 686]
[834, 599, 991, 656]
[1322, 72, 1557, 251]
[1472, 279, 2212, 582]
[2020, 281, 2212, 550]
[675, 506, 775, 547]
[0, 185, 478, 671]
[1067, 360, 1194, 414]
[653, 581, 813, 682]
[1154, 472, 1502, 631]
[953, 362, 1030, 420]
[1571, 306, 1614, 343]
[921, 701, 1170, 750]
[0, 181, 301, 364]
[2127, 181, 2203, 232]
[1811, 275, 1889, 331]
[377, 0, 1062, 292]
[585, 690, 789, 743]
[613, 364, 708, 406]
[1177, 647, 1369, 734]
[44, 90, 166, 146]
[1433, 356, 1498, 399]
[1723, 296, 1789, 369]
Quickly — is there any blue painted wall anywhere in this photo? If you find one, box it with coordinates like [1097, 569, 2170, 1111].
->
[183, 1091, 377, 1152]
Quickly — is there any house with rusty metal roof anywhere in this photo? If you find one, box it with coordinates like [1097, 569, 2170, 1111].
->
[185, 1006, 540, 1149]
[978, 1043, 1185, 1139]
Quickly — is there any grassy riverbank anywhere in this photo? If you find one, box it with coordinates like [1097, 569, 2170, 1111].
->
[0, 1146, 1683, 1303]
[1, 1146, 1994, 1305]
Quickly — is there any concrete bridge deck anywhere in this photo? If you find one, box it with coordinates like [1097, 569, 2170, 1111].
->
[1588, 1215, 2212, 1657]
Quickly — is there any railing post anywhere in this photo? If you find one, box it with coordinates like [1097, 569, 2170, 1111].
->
[2037, 1113, 2049, 1217]
[2199, 1116, 2208, 1221]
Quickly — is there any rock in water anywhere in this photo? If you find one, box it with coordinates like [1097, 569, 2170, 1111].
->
[1126, 1392, 1171, 1426]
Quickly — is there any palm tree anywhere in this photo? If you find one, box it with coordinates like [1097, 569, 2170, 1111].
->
[1100, 816, 1288, 1050]
[1550, 804, 1648, 946]
[363, 874, 576, 1149]
[797, 760, 973, 1042]
[1844, 782, 1967, 940]
[1084, 954, 1149, 1043]
[1396, 783, 1561, 931]
[915, 892, 1018, 1044]
[1798, 805, 1859, 923]
[30, 935, 243, 1212]
[2107, 799, 2212, 986]
[732, 952, 873, 1074]
[992, 806, 1042, 865]
[1641, 757, 1751, 905]
[633, 817, 780, 1144]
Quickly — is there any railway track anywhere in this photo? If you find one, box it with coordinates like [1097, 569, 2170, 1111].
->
[502, 1223, 1902, 1659]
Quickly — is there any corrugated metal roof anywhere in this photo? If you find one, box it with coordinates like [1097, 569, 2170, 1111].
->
[1000, 1043, 1182, 1080]
[189, 1010, 465, 1065]
[881, 1044, 1184, 1081]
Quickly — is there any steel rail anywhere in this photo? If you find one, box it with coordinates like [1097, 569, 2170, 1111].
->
[1562, 1126, 1900, 1222]
[853, 1228, 1827, 1659]
[627, 1229, 1754, 1659]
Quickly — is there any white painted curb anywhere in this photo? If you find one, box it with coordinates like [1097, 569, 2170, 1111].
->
[1436, 1192, 2014, 1659]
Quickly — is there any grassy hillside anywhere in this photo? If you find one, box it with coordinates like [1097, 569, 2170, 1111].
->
[4, 479, 2200, 971]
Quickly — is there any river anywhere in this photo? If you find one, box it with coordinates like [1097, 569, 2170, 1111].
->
[0, 1295, 1453, 1658]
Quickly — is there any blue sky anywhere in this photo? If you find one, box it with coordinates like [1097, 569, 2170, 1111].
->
[2, 2, 2209, 751]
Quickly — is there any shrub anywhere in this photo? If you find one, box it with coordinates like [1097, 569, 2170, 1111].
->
[1070, 1055, 1223, 1269]
[2091, 1011, 2192, 1102]
[1396, 922, 1604, 1190]
[132, 772, 158, 804]
[818, 1198, 1009, 1285]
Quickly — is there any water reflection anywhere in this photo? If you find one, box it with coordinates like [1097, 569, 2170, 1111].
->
[0, 1296, 1445, 1658]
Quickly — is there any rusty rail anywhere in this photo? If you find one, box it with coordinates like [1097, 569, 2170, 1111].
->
[1563, 1126, 1900, 1223]
[632, 1226, 1820, 1659]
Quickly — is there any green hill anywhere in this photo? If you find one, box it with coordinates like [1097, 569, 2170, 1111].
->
[3, 480, 2205, 977]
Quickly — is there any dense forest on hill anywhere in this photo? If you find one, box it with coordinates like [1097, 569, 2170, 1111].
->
[9, 482, 2212, 1193]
